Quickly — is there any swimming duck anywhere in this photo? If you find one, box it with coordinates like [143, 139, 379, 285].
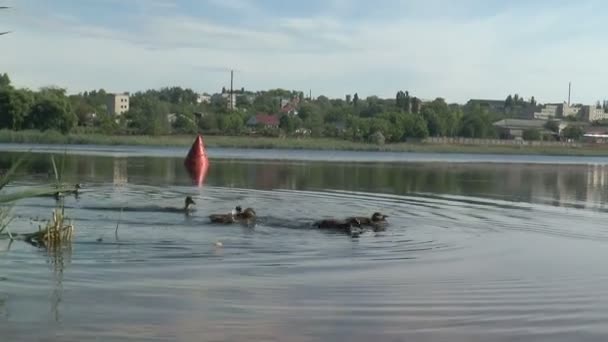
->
[313, 217, 362, 235]
[235, 206, 256, 221]
[53, 183, 82, 200]
[209, 206, 257, 224]
[209, 206, 238, 224]
[163, 196, 196, 214]
[348, 212, 388, 231]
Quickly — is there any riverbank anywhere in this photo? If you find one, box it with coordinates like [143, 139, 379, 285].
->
[1, 129, 608, 156]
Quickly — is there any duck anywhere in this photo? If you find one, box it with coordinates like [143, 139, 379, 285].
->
[163, 196, 196, 214]
[235, 206, 256, 221]
[162, 196, 196, 214]
[348, 212, 388, 231]
[209, 206, 238, 224]
[53, 183, 82, 200]
[209, 206, 257, 224]
[313, 217, 362, 235]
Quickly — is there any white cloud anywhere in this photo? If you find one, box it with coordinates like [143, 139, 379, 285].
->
[2, 0, 608, 104]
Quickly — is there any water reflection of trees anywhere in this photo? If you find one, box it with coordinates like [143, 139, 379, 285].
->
[45, 245, 71, 322]
[2, 152, 608, 209]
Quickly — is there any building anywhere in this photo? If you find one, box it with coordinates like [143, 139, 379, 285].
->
[533, 103, 560, 120]
[197, 93, 211, 104]
[492, 119, 558, 139]
[222, 93, 237, 110]
[279, 97, 300, 116]
[247, 114, 280, 129]
[106, 93, 130, 116]
[581, 105, 608, 122]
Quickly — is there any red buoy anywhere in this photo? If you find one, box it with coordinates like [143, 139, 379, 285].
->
[184, 134, 210, 186]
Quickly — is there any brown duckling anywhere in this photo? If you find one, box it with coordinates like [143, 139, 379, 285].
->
[209, 206, 238, 224]
[209, 206, 256, 224]
[235, 206, 256, 221]
[313, 217, 362, 233]
[53, 183, 82, 200]
[164, 196, 196, 214]
[349, 212, 388, 231]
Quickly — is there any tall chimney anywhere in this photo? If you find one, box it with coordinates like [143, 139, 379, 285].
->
[230, 70, 234, 110]
[568, 81, 571, 106]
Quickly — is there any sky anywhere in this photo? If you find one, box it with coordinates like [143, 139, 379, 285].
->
[0, 0, 607, 104]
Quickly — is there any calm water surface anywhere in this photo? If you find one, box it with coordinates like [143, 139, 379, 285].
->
[2, 146, 608, 341]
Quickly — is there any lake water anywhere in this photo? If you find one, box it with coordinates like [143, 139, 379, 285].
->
[2, 144, 608, 341]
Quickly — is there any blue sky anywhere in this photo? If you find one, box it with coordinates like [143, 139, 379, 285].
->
[1, 0, 607, 104]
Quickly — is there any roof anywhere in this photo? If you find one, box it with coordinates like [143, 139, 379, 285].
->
[468, 99, 505, 105]
[250, 114, 279, 126]
[493, 119, 547, 129]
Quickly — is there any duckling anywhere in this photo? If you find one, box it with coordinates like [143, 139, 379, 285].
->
[348, 212, 388, 231]
[313, 217, 362, 234]
[53, 183, 82, 200]
[235, 206, 256, 221]
[183, 196, 196, 212]
[164, 196, 196, 214]
[209, 206, 240, 224]
[209, 206, 257, 225]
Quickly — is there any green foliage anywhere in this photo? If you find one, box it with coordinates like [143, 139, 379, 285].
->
[125, 94, 170, 135]
[0, 73, 10, 89]
[29, 89, 76, 134]
[0, 88, 33, 130]
[173, 114, 198, 134]
[279, 114, 302, 134]
[0, 72, 565, 145]
[459, 105, 496, 138]
[369, 131, 385, 145]
[544, 120, 560, 133]
[561, 125, 584, 140]
[522, 128, 541, 141]
[219, 114, 244, 135]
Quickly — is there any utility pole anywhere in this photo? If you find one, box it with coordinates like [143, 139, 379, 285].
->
[230, 69, 234, 111]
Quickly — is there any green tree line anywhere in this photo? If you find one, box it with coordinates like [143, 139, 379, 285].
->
[0, 73, 586, 143]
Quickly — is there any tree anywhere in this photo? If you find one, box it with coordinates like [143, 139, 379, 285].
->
[279, 114, 297, 134]
[530, 96, 536, 106]
[173, 114, 198, 134]
[29, 95, 76, 134]
[0, 73, 10, 89]
[125, 95, 171, 135]
[505, 95, 513, 108]
[561, 125, 584, 140]
[544, 120, 560, 133]
[522, 128, 541, 141]
[459, 105, 495, 138]
[0, 88, 33, 130]
[421, 107, 443, 136]
[219, 114, 244, 134]
[404, 91, 411, 113]
[353, 93, 359, 107]
[411, 97, 421, 114]
[369, 131, 385, 145]
[396, 91, 406, 110]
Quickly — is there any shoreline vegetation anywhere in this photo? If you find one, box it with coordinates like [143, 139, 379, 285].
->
[2, 129, 608, 156]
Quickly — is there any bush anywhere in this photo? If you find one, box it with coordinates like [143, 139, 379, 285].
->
[369, 131, 385, 145]
[522, 128, 541, 141]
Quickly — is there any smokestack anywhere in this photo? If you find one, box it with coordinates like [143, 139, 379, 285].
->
[568, 81, 571, 106]
[230, 70, 234, 110]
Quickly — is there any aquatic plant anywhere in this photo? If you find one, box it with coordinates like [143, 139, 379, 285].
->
[22, 207, 74, 248]
[0, 152, 78, 247]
